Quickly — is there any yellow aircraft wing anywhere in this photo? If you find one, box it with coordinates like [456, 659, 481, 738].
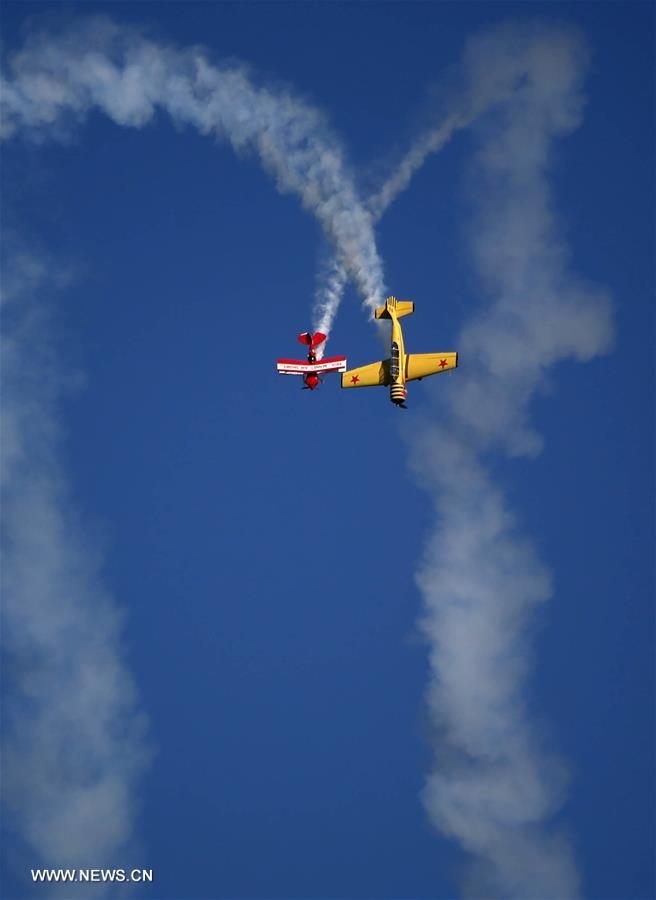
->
[341, 359, 391, 388]
[405, 352, 458, 381]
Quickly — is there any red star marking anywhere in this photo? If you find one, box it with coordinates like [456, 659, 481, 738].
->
[350, 375, 360, 384]
[439, 358, 448, 368]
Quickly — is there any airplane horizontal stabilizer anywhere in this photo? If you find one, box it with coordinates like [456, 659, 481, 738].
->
[297, 332, 327, 348]
[375, 299, 414, 320]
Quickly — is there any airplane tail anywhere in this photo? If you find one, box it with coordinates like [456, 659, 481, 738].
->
[298, 332, 327, 348]
[375, 297, 414, 320]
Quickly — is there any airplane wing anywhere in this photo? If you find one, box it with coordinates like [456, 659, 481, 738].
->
[341, 359, 391, 388]
[276, 357, 347, 375]
[405, 352, 458, 381]
[314, 357, 348, 374]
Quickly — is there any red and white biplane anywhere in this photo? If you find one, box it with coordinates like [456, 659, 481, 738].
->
[276, 332, 347, 391]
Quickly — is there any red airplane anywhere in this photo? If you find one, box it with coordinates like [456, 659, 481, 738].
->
[276, 332, 347, 390]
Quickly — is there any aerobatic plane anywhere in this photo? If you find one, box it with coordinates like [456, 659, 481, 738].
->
[341, 296, 457, 407]
[276, 332, 347, 391]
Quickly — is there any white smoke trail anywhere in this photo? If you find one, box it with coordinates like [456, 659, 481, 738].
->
[312, 19, 612, 897]
[0, 16, 387, 887]
[312, 19, 599, 336]
[312, 108, 465, 336]
[405, 22, 613, 898]
[312, 111, 470, 334]
[1, 239, 151, 891]
[367, 111, 471, 223]
[313, 252, 349, 344]
[1, 16, 385, 321]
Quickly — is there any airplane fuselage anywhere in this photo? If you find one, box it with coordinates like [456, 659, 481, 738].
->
[389, 311, 408, 406]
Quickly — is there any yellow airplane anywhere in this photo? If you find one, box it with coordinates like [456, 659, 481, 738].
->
[341, 296, 457, 407]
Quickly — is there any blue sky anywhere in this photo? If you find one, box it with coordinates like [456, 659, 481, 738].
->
[1, 3, 653, 900]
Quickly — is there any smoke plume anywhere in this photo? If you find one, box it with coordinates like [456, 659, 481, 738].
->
[312, 20, 612, 898]
[0, 16, 387, 887]
[1, 16, 385, 319]
[312, 109, 470, 334]
[313, 20, 600, 336]
[407, 23, 613, 898]
[1, 240, 151, 889]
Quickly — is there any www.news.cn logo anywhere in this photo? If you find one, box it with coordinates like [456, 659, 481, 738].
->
[31, 868, 153, 884]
